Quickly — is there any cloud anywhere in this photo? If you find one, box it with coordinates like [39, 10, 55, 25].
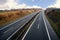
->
[0, 0, 7, 5]
[0, 0, 41, 10]
[48, 0, 60, 8]
[26, 5, 41, 8]
[16, 3, 41, 9]
[0, 0, 17, 10]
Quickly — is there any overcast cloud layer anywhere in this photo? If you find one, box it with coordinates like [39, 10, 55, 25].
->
[0, 0, 60, 10]
[0, 0, 7, 5]
[48, 0, 60, 8]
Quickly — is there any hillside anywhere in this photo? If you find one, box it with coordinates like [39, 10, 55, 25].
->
[0, 9, 40, 27]
[45, 9, 60, 38]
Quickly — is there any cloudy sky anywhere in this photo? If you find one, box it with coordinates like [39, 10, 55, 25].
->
[0, 0, 60, 10]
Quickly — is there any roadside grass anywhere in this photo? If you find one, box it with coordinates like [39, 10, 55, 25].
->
[0, 15, 24, 27]
[46, 15, 60, 38]
[0, 9, 37, 27]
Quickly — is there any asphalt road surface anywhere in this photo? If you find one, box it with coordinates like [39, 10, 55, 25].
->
[0, 11, 60, 40]
[0, 12, 37, 40]
[22, 11, 60, 40]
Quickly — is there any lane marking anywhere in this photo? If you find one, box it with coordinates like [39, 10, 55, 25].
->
[38, 24, 39, 29]
[0, 11, 39, 30]
[7, 18, 32, 40]
[22, 13, 39, 40]
[7, 13, 38, 40]
[4, 27, 13, 33]
[0, 13, 36, 30]
[42, 11, 51, 40]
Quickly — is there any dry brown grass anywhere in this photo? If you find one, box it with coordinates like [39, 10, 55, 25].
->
[0, 9, 38, 26]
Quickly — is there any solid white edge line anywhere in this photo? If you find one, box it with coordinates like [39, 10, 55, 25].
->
[0, 11, 39, 30]
[38, 24, 39, 29]
[7, 13, 38, 40]
[7, 18, 30, 40]
[42, 11, 51, 40]
[0, 13, 35, 30]
[22, 13, 39, 40]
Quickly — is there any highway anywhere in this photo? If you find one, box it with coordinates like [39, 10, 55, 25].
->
[0, 12, 37, 40]
[0, 11, 60, 40]
[22, 11, 60, 40]
[42, 11, 59, 40]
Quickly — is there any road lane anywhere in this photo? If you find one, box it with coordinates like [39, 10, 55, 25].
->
[22, 11, 60, 40]
[0, 12, 37, 40]
[23, 12, 49, 40]
[42, 11, 60, 40]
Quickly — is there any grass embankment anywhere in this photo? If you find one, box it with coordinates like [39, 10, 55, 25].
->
[0, 9, 38, 27]
[45, 10, 60, 38]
